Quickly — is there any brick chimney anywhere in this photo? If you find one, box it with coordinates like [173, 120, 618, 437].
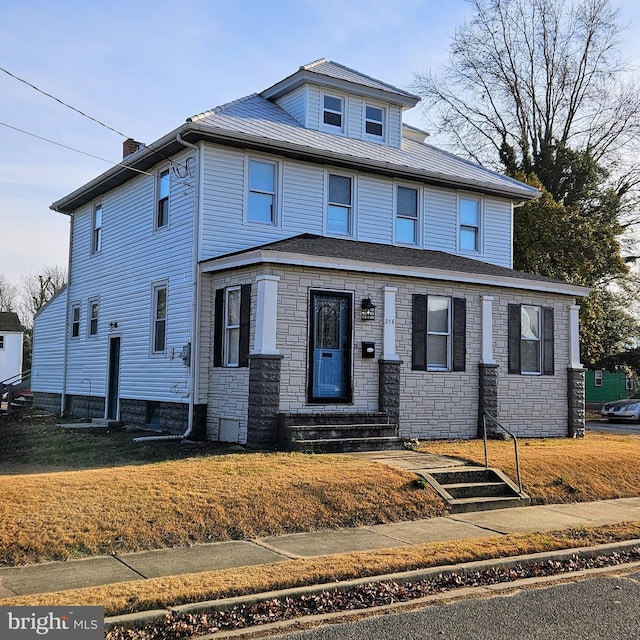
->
[122, 138, 142, 158]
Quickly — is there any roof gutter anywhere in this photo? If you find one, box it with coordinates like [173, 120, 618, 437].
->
[49, 122, 537, 213]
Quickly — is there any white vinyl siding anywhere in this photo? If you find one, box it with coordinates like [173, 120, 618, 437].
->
[358, 175, 392, 243]
[31, 291, 66, 394]
[424, 187, 457, 253]
[275, 85, 307, 126]
[199, 144, 514, 267]
[484, 199, 513, 268]
[62, 149, 196, 403]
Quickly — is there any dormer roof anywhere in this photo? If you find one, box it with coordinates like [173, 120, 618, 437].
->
[261, 58, 420, 108]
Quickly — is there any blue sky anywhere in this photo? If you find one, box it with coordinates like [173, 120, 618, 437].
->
[1, 0, 639, 283]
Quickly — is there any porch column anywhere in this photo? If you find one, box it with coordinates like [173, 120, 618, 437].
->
[382, 286, 399, 360]
[478, 295, 499, 437]
[567, 304, 585, 438]
[480, 295, 495, 365]
[248, 275, 282, 447]
[252, 275, 280, 356]
[379, 286, 401, 426]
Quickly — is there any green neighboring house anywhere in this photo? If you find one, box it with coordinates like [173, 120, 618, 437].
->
[586, 369, 638, 405]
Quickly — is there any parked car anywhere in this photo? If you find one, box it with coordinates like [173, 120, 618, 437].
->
[601, 392, 640, 422]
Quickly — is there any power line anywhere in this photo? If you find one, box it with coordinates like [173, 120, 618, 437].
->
[0, 65, 129, 138]
[0, 120, 153, 177]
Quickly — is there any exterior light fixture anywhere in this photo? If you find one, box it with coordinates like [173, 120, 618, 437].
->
[361, 297, 376, 321]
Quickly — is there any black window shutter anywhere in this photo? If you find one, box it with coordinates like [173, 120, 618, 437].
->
[508, 304, 521, 374]
[238, 283, 251, 367]
[543, 307, 555, 375]
[452, 297, 466, 372]
[213, 288, 224, 368]
[412, 294, 427, 370]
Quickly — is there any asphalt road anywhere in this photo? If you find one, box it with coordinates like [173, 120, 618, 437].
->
[265, 569, 640, 640]
[586, 419, 640, 434]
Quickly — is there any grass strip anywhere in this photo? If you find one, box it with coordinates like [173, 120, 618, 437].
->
[1, 522, 638, 617]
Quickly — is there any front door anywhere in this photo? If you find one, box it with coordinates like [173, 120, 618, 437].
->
[106, 336, 121, 420]
[308, 291, 352, 403]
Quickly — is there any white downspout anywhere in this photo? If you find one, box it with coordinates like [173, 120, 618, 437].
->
[176, 133, 201, 439]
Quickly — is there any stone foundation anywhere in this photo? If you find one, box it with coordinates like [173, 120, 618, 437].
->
[32, 392, 63, 415]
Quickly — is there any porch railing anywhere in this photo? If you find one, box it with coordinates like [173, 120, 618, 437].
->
[481, 411, 523, 495]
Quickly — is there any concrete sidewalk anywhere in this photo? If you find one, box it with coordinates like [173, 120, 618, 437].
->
[1, 495, 640, 599]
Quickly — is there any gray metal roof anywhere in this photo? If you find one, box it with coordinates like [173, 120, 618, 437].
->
[201, 234, 588, 297]
[261, 59, 420, 107]
[51, 62, 538, 213]
[188, 94, 538, 200]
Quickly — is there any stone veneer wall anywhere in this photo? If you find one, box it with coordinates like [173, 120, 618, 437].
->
[567, 368, 586, 438]
[199, 264, 580, 443]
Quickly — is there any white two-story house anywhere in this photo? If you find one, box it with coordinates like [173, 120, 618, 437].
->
[31, 59, 588, 446]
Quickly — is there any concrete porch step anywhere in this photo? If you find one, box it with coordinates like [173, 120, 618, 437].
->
[420, 466, 530, 513]
[284, 423, 399, 441]
[289, 436, 405, 454]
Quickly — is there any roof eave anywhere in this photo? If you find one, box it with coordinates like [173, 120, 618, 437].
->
[50, 124, 193, 214]
[50, 120, 538, 213]
[199, 248, 589, 298]
[261, 69, 420, 108]
[186, 123, 538, 201]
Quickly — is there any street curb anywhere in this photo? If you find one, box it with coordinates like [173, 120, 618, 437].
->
[104, 538, 640, 633]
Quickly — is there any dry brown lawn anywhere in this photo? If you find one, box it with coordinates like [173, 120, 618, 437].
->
[1, 416, 640, 617]
[418, 432, 640, 503]
[0, 453, 444, 566]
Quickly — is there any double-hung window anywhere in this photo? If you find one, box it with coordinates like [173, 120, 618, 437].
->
[459, 196, 481, 252]
[594, 370, 603, 387]
[323, 94, 343, 130]
[365, 105, 384, 138]
[213, 285, 251, 368]
[396, 186, 419, 245]
[508, 304, 554, 375]
[0, 336, 4, 350]
[327, 174, 353, 236]
[88, 299, 99, 337]
[412, 295, 466, 372]
[156, 168, 170, 229]
[152, 284, 167, 353]
[71, 304, 81, 338]
[248, 159, 277, 224]
[224, 287, 241, 366]
[92, 204, 103, 253]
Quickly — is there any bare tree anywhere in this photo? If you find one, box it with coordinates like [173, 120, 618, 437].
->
[0, 274, 17, 312]
[414, 0, 640, 198]
[18, 266, 67, 328]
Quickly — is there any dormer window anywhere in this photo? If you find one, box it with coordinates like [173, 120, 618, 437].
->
[323, 94, 343, 130]
[365, 105, 384, 138]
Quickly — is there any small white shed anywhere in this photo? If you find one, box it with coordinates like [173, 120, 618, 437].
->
[0, 312, 24, 383]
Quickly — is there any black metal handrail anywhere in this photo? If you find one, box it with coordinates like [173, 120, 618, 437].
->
[481, 411, 523, 494]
